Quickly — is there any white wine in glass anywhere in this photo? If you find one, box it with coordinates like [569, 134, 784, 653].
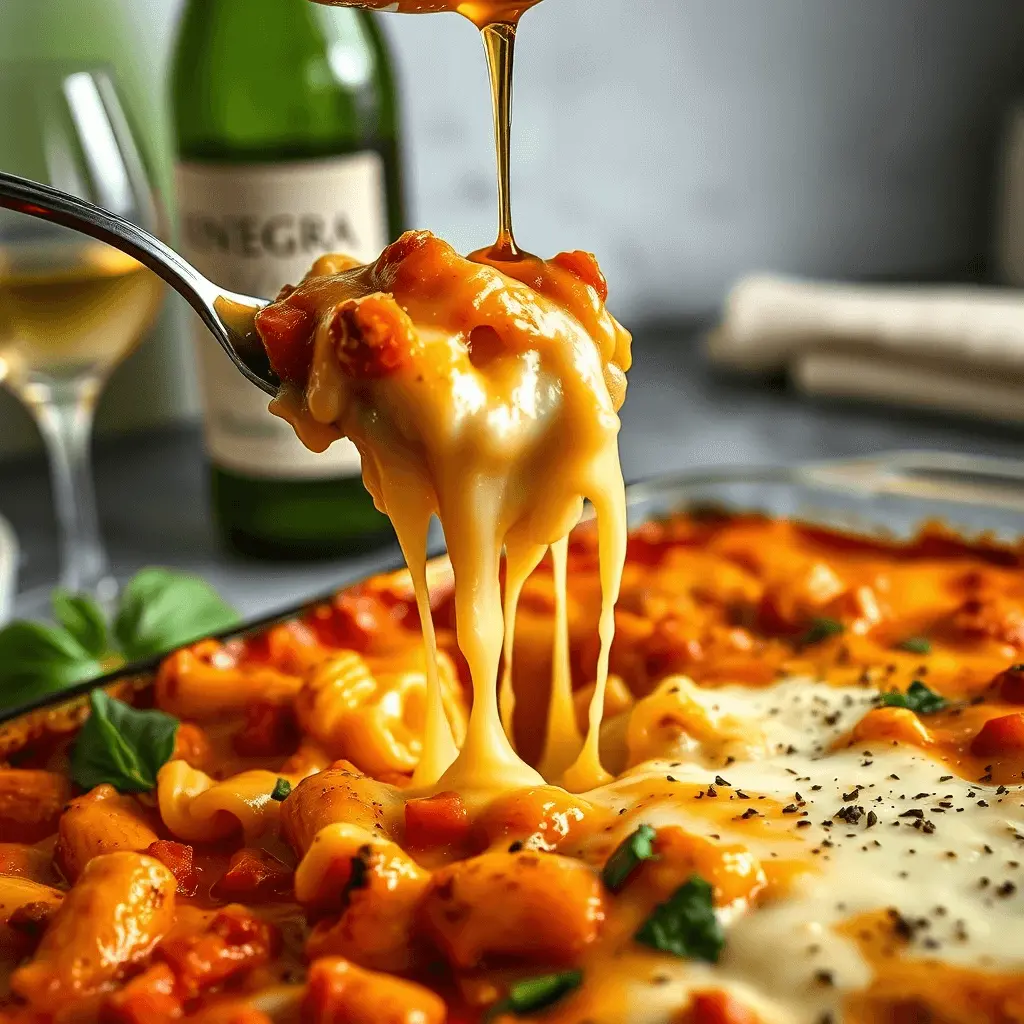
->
[0, 65, 165, 604]
[0, 242, 161, 389]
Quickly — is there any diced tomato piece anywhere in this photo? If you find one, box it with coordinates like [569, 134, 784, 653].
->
[100, 964, 181, 1024]
[146, 841, 199, 897]
[254, 302, 315, 386]
[330, 295, 412, 378]
[213, 849, 294, 902]
[172, 723, 211, 768]
[374, 230, 432, 284]
[996, 665, 1024, 704]
[404, 791, 471, 849]
[685, 991, 761, 1024]
[972, 713, 1024, 757]
[306, 590, 396, 651]
[158, 906, 279, 999]
[232, 701, 299, 758]
[552, 249, 609, 302]
[687, 991, 760, 1024]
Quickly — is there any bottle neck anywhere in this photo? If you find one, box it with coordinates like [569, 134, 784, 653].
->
[172, 0, 392, 159]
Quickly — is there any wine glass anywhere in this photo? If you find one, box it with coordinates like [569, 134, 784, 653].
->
[0, 64, 165, 607]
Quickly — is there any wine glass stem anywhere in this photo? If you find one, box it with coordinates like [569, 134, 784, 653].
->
[26, 378, 112, 599]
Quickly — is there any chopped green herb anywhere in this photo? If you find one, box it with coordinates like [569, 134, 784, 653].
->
[635, 875, 723, 962]
[270, 778, 292, 801]
[70, 691, 178, 793]
[897, 636, 931, 655]
[601, 824, 657, 892]
[799, 617, 844, 648]
[486, 971, 583, 1021]
[879, 680, 947, 715]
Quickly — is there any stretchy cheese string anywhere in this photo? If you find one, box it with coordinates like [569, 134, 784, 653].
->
[499, 537, 546, 744]
[263, 237, 629, 795]
[539, 535, 583, 779]
[562, 455, 627, 791]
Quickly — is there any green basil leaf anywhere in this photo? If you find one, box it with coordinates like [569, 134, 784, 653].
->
[635, 875, 724, 962]
[52, 591, 110, 659]
[271, 778, 292, 801]
[0, 621, 103, 708]
[897, 636, 931, 655]
[70, 690, 179, 793]
[487, 971, 583, 1021]
[879, 680, 947, 715]
[799, 617, 844, 648]
[602, 823, 657, 892]
[113, 568, 238, 662]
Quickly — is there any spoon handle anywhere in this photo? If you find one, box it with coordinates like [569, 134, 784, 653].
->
[0, 170, 276, 395]
[0, 171, 214, 302]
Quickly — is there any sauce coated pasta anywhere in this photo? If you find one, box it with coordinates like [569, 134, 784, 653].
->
[0, 514, 1023, 1021]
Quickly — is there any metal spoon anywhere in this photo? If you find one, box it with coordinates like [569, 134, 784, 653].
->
[0, 170, 279, 397]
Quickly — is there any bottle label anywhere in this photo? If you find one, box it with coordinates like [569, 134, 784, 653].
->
[175, 155, 388, 479]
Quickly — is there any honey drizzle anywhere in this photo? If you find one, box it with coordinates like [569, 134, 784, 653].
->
[481, 20, 520, 259]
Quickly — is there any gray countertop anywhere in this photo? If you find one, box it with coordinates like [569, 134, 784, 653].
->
[3, 331, 1023, 618]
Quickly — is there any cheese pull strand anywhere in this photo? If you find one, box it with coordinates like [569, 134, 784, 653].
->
[499, 537, 546, 744]
[434, 483, 544, 792]
[539, 535, 583, 778]
[561, 457, 627, 792]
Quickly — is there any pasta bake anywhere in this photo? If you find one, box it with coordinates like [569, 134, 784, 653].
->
[0, 511, 1024, 1022]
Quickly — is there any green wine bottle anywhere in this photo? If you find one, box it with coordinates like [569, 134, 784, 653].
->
[171, 0, 404, 558]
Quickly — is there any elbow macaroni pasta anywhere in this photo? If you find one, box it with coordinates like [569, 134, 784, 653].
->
[155, 640, 303, 720]
[295, 649, 468, 776]
[157, 762, 307, 843]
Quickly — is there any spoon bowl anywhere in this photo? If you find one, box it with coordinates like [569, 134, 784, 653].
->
[0, 170, 279, 397]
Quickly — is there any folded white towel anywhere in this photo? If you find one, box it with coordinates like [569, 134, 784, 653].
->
[707, 275, 1024, 423]
[0, 513, 15, 624]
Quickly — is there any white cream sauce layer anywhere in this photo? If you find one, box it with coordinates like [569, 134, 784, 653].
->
[588, 678, 1024, 1024]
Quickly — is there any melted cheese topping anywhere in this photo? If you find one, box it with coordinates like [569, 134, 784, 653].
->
[575, 678, 1024, 1024]
[256, 232, 632, 795]
[3, 515, 1024, 1020]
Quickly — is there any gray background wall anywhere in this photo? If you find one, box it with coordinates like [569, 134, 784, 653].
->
[3, 0, 1024, 456]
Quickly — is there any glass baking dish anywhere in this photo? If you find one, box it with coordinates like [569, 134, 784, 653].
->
[3, 448, 1023, 746]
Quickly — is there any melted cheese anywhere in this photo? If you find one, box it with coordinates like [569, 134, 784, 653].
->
[258, 232, 631, 795]
[539, 536, 583, 778]
[560, 678, 1024, 1024]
